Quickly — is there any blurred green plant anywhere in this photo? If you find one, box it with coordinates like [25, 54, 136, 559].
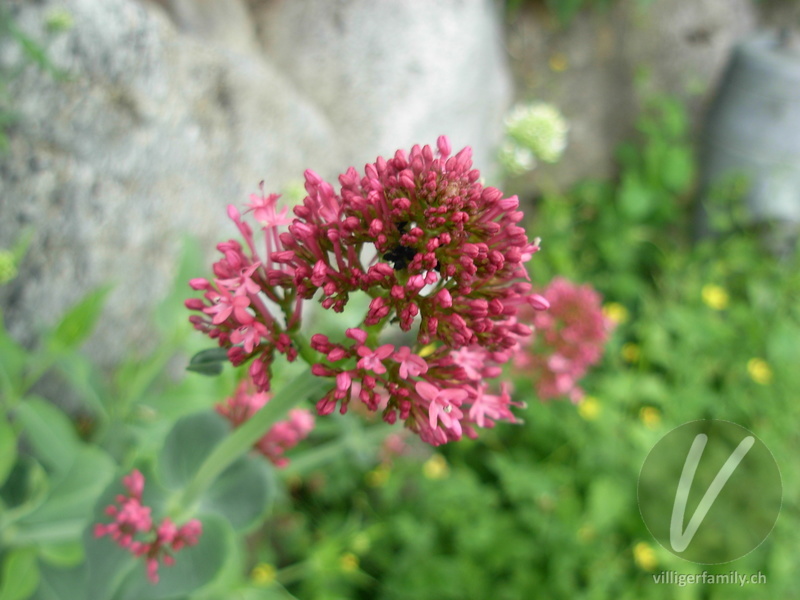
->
[534, 94, 695, 303]
[506, 0, 656, 25]
[0, 240, 268, 599]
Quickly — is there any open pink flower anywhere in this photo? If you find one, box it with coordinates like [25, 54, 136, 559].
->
[415, 380, 467, 436]
[356, 344, 394, 374]
[393, 346, 428, 379]
[246, 192, 292, 228]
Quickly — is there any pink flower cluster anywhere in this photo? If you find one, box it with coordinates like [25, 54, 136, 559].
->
[216, 379, 315, 467]
[188, 136, 550, 445]
[515, 277, 612, 402]
[94, 470, 202, 584]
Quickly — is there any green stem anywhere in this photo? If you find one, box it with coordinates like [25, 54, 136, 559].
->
[279, 425, 391, 477]
[176, 370, 329, 512]
[276, 562, 309, 586]
[291, 332, 320, 368]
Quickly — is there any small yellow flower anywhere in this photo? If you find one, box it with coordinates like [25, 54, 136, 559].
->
[602, 302, 629, 325]
[251, 563, 276, 585]
[365, 464, 390, 487]
[701, 284, 729, 310]
[45, 8, 74, 32]
[0, 250, 17, 285]
[351, 532, 371, 554]
[577, 525, 596, 542]
[747, 358, 773, 385]
[639, 406, 661, 429]
[422, 454, 449, 480]
[621, 343, 640, 363]
[340, 552, 359, 573]
[633, 542, 658, 571]
[578, 396, 600, 421]
[549, 52, 568, 72]
[418, 343, 438, 358]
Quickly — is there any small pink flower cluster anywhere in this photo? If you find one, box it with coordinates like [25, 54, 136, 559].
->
[216, 380, 315, 467]
[515, 277, 612, 402]
[94, 470, 202, 584]
[188, 136, 549, 444]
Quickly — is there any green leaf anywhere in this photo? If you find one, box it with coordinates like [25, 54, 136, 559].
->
[114, 342, 178, 409]
[53, 353, 108, 418]
[658, 96, 688, 139]
[0, 456, 50, 519]
[0, 547, 40, 600]
[0, 413, 17, 487]
[661, 144, 693, 193]
[83, 526, 138, 600]
[0, 310, 27, 400]
[186, 348, 229, 377]
[37, 540, 84, 568]
[586, 476, 630, 532]
[617, 173, 655, 221]
[31, 563, 86, 600]
[16, 447, 115, 545]
[15, 397, 80, 475]
[200, 455, 274, 532]
[159, 412, 229, 489]
[47, 286, 111, 352]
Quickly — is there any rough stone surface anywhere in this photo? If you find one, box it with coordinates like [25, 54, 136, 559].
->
[0, 0, 512, 363]
[251, 0, 512, 172]
[0, 0, 336, 360]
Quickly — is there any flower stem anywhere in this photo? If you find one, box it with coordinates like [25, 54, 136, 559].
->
[291, 332, 320, 368]
[279, 424, 391, 477]
[176, 369, 329, 512]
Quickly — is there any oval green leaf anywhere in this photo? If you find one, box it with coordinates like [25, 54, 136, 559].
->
[186, 348, 229, 377]
[159, 411, 229, 489]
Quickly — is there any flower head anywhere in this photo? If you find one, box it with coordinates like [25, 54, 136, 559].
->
[94, 470, 202, 584]
[515, 277, 612, 402]
[189, 136, 549, 445]
[500, 102, 569, 174]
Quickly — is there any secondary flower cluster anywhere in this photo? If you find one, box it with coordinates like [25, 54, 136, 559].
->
[216, 380, 315, 467]
[514, 277, 612, 402]
[94, 470, 202, 583]
[187, 136, 550, 444]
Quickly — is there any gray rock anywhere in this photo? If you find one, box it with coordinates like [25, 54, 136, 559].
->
[0, 0, 512, 365]
[0, 0, 337, 361]
[252, 0, 512, 172]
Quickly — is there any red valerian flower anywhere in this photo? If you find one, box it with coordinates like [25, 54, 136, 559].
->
[188, 137, 550, 444]
[94, 470, 202, 584]
[514, 277, 613, 402]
